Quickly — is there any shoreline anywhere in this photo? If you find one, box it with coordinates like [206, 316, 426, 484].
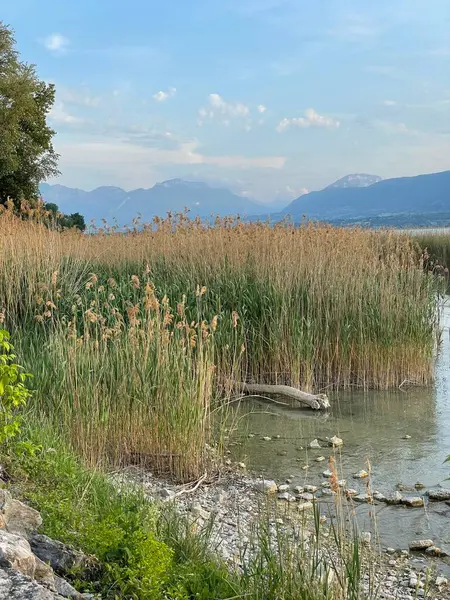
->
[112, 465, 450, 600]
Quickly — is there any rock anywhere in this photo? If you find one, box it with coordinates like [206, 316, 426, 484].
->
[338, 480, 346, 488]
[360, 532, 371, 545]
[296, 493, 314, 502]
[254, 480, 277, 495]
[322, 470, 332, 478]
[190, 503, 210, 520]
[304, 485, 318, 493]
[309, 439, 321, 449]
[386, 491, 402, 505]
[277, 492, 295, 502]
[436, 576, 448, 586]
[237, 462, 246, 469]
[425, 546, 443, 557]
[294, 486, 305, 494]
[373, 491, 387, 502]
[402, 496, 424, 508]
[403, 435, 412, 440]
[248, 434, 254, 438]
[353, 493, 371, 503]
[315, 456, 325, 462]
[321, 481, 331, 488]
[54, 575, 84, 599]
[29, 534, 89, 574]
[0, 567, 65, 599]
[415, 482, 425, 490]
[385, 547, 396, 554]
[0, 531, 36, 578]
[277, 484, 289, 493]
[426, 488, 450, 501]
[320, 488, 336, 497]
[158, 488, 176, 499]
[276, 451, 287, 457]
[34, 557, 55, 589]
[409, 539, 434, 551]
[408, 576, 419, 589]
[396, 483, 415, 492]
[329, 436, 343, 447]
[301, 465, 309, 470]
[1, 497, 42, 538]
[297, 502, 313, 511]
[262, 437, 272, 441]
[353, 470, 369, 479]
[345, 489, 358, 496]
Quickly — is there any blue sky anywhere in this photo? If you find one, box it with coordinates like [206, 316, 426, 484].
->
[3, 0, 450, 201]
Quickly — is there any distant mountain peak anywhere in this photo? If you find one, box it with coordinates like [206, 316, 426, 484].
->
[327, 174, 382, 189]
[156, 178, 209, 189]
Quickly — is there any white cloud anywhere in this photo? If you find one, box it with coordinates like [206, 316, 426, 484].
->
[198, 94, 250, 125]
[257, 104, 267, 113]
[383, 100, 397, 106]
[153, 87, 177, 102]
[276, 109, 340, 132]
[56, 138, 286, 173]
[43, 33, 69, 53]
[49, 103, 85, 125]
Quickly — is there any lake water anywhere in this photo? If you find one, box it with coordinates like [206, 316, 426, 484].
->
[232, 299, 450, 558]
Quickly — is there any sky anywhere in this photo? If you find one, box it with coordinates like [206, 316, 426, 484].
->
[3, 0, 450, 202]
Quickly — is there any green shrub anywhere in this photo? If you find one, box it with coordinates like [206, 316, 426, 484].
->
[0, 328, 32, 446]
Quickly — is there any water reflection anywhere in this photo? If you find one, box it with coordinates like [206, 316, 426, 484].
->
[232, 300, 450, 553]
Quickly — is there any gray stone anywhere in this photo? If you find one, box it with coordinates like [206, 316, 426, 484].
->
[158, 488, 176, 499]
[1, 498, 42, 538]
[402, 496, 424, 508]
[322, 470, 332, 478]
[353, 470, 369, 479]
[329, 436, 343, 447]
[354, 493, 372, 503]
[34, 557, 55, 589]
[373, 491, 387, 502]
[426, 488, 450, 501]
[409, 539, 434, 551]
[54, 575, 83, 599]
[277, 492, 295, 502]
[0, 567, 66, 599]
[293, 486, 305, 494]
[29, 534, 89, 574]
[436, 576, 448, 586]
[309, 439, 321, 449]
[315, 456, 325, 462]
[386, 491, 402, 505]
[296, 493, 314, 502]
[0, 531, 36, 578]
[304, 485, 318, 493]
[254, 480, 277, 495]
[190, 503, 210, 520]
[425, 545, 443, 556]
[277, 484, 289, 493]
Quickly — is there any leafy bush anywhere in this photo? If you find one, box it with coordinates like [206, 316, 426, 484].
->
[0, 328, 32, 445]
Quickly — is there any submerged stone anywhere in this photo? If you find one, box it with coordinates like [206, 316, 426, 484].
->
[426, 488, 450, 501]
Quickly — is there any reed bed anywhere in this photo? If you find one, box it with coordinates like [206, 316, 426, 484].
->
[414, 230, 450, 273]
[0, 211, 439, 478]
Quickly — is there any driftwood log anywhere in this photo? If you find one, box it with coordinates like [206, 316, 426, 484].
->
[240, 383, 330, 410]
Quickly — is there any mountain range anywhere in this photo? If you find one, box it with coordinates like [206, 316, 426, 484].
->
[40, 169, 450, 225]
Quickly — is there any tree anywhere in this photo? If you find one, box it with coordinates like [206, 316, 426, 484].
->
[0, 22, 59, 206]
[42, 202, 86, 232]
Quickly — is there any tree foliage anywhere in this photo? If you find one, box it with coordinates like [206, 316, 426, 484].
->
[0, 22, 59, 205]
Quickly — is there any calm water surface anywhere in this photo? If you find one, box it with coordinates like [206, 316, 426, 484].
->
[232, 300, 450, 557]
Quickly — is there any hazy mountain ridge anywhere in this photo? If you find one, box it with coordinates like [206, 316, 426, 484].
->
[40, 170, 450, 225]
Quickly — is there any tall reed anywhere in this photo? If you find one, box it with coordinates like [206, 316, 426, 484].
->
[0, 211, 440, 477]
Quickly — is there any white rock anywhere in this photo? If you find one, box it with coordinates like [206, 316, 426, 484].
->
[0, 531, 36, 578]
[315, 456, 326, 462]
[294, 486, 305, 494]
[255, 479, 278, 494]
[402, 496, 424, 508]
[345, 488, 358, 496]
[277, 492, 296, 502]
[436, 576, 448, 586]
[426, 488, 450, 501]
[296, 493, 314, 502]
[297, 501, 314, 511]
[322, 470, 332, 478]
[277, 484, 289, 493]
[386, 491, 402, 505]
[262, 436, 272, 441]
[354, 493, 371, 503]
[304, 485, 318, 493]
[353, 470, 369, 479]
[309, 439, 321, 449]
[329, 436, 343, 447]
[409, 539, 434, 551]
